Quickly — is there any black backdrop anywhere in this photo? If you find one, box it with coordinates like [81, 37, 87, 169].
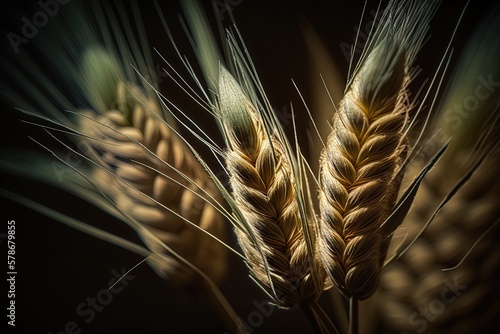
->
[0, 1, 495, 333]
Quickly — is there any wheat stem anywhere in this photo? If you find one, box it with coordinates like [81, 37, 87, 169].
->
[197, 277, 249, 334]
[301, 303, 324, 334]
[328, 289, 349, 334]
[302, 301, 340, 334]
[312, 300, 341, 334]
[348, 297, 358, 334]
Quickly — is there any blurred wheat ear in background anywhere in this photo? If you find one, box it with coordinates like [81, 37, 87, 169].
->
[0, 3, 240, 331]
[76, 56, 228, 287]
[1, 0, 499, 333]
[377, 6, 500, 333]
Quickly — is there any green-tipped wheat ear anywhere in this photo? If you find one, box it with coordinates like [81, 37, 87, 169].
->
[318, 1, 439, 300]
[318, 37, 407, 300]
[218, 65, 324, 309]
[171, 1, 326, 311]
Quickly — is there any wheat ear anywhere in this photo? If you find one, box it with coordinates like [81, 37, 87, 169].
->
[318, 1, 439, 300]
[379, 149, 500, 334]
[218, 65, 323, 308]
[169, 1, 325, 309]
[77, 74, 228, 286]
[1, 0, 231, 289]
[379, 9, 500, 332]
[318, 38, 407, 300]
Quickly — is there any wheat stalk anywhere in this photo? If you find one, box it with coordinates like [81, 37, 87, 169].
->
[2, 0, 498, 333]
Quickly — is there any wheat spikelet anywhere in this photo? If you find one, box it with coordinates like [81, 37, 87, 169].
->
[218, 65, 323, 308]
[317, 1, 439, 300]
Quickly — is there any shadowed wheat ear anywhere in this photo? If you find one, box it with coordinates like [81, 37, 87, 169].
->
[318, 0, 440, 301]
[379, 8, 500, 332]
[76, 58, 228, 286]
[1, 2, 266, 331]
[379, 131, 500, 334]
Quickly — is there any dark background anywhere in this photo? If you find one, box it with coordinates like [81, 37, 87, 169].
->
[0, 0, 496, 333]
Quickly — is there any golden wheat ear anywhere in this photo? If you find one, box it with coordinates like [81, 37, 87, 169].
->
[317, 0, 441, 302]
[168, 1, 327, 312]
[217, 64, 324, 309]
